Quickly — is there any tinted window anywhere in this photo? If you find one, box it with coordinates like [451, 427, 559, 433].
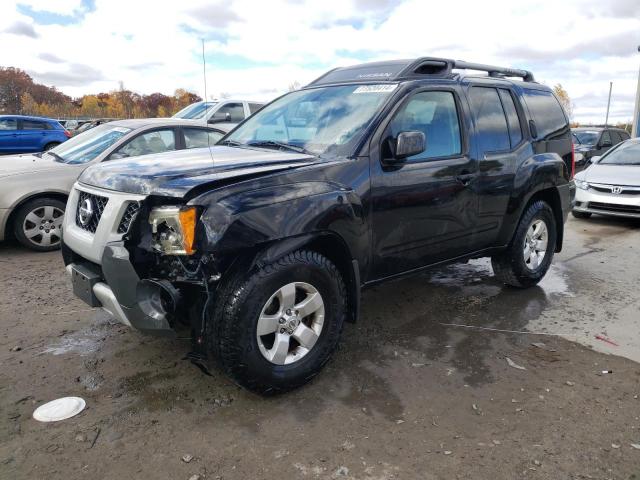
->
[248, 103, 264, 114]
[183, 128, 224, 149]
[115, 129, 176, 158]
[600, 130, 612, 146]
[388, 90, 461, 161]
[522, 89, 568, 139]
[213, 103, 244, 122]
[0, 118, 17, 130]
[620, 130, 631, 140]
[498, 89, 522, 147]
[22, 120, 47, 130]
[470, 87, 510, 153]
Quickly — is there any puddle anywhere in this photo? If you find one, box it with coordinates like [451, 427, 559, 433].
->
[40, 319, 111, 357]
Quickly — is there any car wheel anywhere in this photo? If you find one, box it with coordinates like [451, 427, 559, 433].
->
[44, 142, 60, 151]
[491, 200, 557, 288]
[208, 250, 346, 395]
[572, 210, 592, 219]
[13, 198, 65, 251]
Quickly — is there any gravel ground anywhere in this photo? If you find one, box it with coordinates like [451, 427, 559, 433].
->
[1, 216, 640, 480]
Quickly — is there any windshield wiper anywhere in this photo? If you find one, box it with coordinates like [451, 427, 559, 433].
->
[46, 151, 66, 163]
[246, 140, 314, 156]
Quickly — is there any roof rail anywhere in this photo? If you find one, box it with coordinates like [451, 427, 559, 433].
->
[399, 57, 535, 82]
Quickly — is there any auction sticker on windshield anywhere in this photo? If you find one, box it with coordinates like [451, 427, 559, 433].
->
[353, 84, 398, 94]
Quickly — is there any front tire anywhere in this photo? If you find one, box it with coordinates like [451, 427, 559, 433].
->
[208, 250, 347, 395]
[13, 197, 65, 251]
[491, 200, 557, 288]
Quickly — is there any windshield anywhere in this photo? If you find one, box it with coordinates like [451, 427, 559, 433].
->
[47, 124, 131, 164]
[224, 84, 398, 156]
[172, 101, 218, 120]
[573, 130, 599, 145]
[598, 141, 640, 166]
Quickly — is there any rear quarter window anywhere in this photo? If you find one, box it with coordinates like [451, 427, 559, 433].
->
[522, 89, 569, 140]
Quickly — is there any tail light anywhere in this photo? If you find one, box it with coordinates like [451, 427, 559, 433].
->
[570, 142, 575, 180]
[64, 130, 72, 138]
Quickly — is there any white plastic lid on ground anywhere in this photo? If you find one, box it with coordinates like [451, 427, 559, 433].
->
[32, 397, 86, 422]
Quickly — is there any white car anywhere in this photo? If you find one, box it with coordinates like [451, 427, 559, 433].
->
[172, 99, 264, 123]
[573, 138, 640, 219]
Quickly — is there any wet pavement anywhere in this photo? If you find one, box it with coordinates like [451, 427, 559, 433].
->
[1, 215, 640, 479]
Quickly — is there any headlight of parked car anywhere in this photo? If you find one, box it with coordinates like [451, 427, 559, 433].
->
[149, 206, 198, 255]
[574, 179, 589, 190]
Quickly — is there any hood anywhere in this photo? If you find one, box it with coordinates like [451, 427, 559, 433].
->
[0, 152, 67, 179]
[583, 163, 640, 187]
[78, 146, 321, 196]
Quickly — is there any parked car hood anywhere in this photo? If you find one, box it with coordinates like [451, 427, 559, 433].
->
[583, 164, 640, 187]
[78, 146, 321, 196]
[0, 152, 68, 179]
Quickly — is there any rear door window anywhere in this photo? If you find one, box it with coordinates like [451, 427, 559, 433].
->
[248, 103, 264, 114]
[610, 131, 623, 144]
[600, 130, 612, 146]
[183, 128, 224, 148]
[22, 120, 47, 130]
[498, 89, 522, 147]
[0, 118, 17, 130]
[469, 86, 510, 153]
[522, 89, 568, 139]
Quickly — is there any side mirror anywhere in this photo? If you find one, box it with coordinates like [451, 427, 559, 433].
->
[208, 112, 232, 124]
[394, 131, 426, 160]
[590, 155, 601, 164]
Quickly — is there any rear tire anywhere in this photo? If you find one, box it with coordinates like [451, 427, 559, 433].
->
[44, 142, 59, 151]
[13, 197, 65, 251]
[491, 200, 557, 288]
[572, 210, 592, 219]
[208, 250, 347, 395]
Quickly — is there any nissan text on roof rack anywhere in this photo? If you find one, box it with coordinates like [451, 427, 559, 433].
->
[61, 57, 575, 394]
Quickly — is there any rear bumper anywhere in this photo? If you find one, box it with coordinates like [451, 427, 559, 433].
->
[62, 239, 175, 335]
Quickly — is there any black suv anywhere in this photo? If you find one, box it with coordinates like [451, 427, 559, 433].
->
[61, 58, 575, 394]
[572, 126, 631, 169]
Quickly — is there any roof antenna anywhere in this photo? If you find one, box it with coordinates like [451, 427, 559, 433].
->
[202, 38, 214, 166]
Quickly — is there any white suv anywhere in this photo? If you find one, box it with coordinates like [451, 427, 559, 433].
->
[172, 100, 264, 124]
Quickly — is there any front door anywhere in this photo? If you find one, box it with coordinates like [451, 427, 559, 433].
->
[0, 117, 19, 152]
[369, 87, 478, 280]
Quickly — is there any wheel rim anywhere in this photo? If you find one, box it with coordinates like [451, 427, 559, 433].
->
[22, 206, 64, 248]
[523, 219, 548, 270]
[256, 282, 325, 365]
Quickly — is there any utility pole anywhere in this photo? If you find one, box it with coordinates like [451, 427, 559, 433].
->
[632, 45, 640, 138]
[604, 81, 612, 127]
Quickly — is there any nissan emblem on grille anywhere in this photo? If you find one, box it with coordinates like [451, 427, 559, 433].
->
[78, 198, 94, 226]
[611, 186, 622, 194]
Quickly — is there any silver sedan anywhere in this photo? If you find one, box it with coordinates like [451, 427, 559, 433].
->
[0, 118, 235, 251]
[573, 138, 640, 220]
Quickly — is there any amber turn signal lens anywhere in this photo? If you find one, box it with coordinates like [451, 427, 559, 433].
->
[178, 207, 197, 255]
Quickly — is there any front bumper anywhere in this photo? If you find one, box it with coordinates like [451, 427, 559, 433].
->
[62, 240, 175, 335]
[574, 186, 640, 219]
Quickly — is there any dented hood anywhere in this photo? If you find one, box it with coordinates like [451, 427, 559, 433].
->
[78, 146, 319, 196]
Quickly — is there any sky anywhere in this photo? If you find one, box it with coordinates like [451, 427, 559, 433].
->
[1, 0, 639, 124]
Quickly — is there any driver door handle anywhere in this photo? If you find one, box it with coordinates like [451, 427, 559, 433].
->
[456, 173, 475, 186]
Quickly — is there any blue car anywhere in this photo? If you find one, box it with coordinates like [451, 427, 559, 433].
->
[0, 115, 70, 154]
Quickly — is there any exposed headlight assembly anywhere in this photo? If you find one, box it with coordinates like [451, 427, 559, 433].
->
[149, 206, 198, 255]
[574, 179, 589, 190]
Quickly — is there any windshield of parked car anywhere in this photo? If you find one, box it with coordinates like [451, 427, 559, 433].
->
[598, 141, 640, 165]
[46, 124, 131, 164]
[224, 84, 398, 156]
[173, 102, 218, 120]
[572, 130, 599, 145]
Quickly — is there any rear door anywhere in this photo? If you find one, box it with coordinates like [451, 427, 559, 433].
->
[467, 85, 528, 248]
[0, 117, 19, 152]
[20, 119, 50, 151]
[370, 86, 478, 278]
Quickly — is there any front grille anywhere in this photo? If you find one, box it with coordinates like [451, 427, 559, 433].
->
[75, 191, 108, 233]
[588, 202, 640, 214]
[117, 201, 141, 234]
[590, 185, 640, 195]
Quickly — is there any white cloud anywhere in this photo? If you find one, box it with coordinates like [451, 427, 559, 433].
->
[0, 0, 638, 123]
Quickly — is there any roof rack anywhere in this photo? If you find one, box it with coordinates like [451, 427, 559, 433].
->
[306, 57, 535, 87]
[400, 57, 535, 82]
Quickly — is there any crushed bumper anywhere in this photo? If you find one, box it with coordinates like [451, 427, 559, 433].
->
[62, 240, 175, 336]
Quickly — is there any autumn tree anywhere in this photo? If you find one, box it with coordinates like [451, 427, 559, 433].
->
[20, 92, 38, 115]
[553, 84, 573, 120]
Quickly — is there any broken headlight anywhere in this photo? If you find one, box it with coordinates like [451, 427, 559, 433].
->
[148, 206, 198, 255]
